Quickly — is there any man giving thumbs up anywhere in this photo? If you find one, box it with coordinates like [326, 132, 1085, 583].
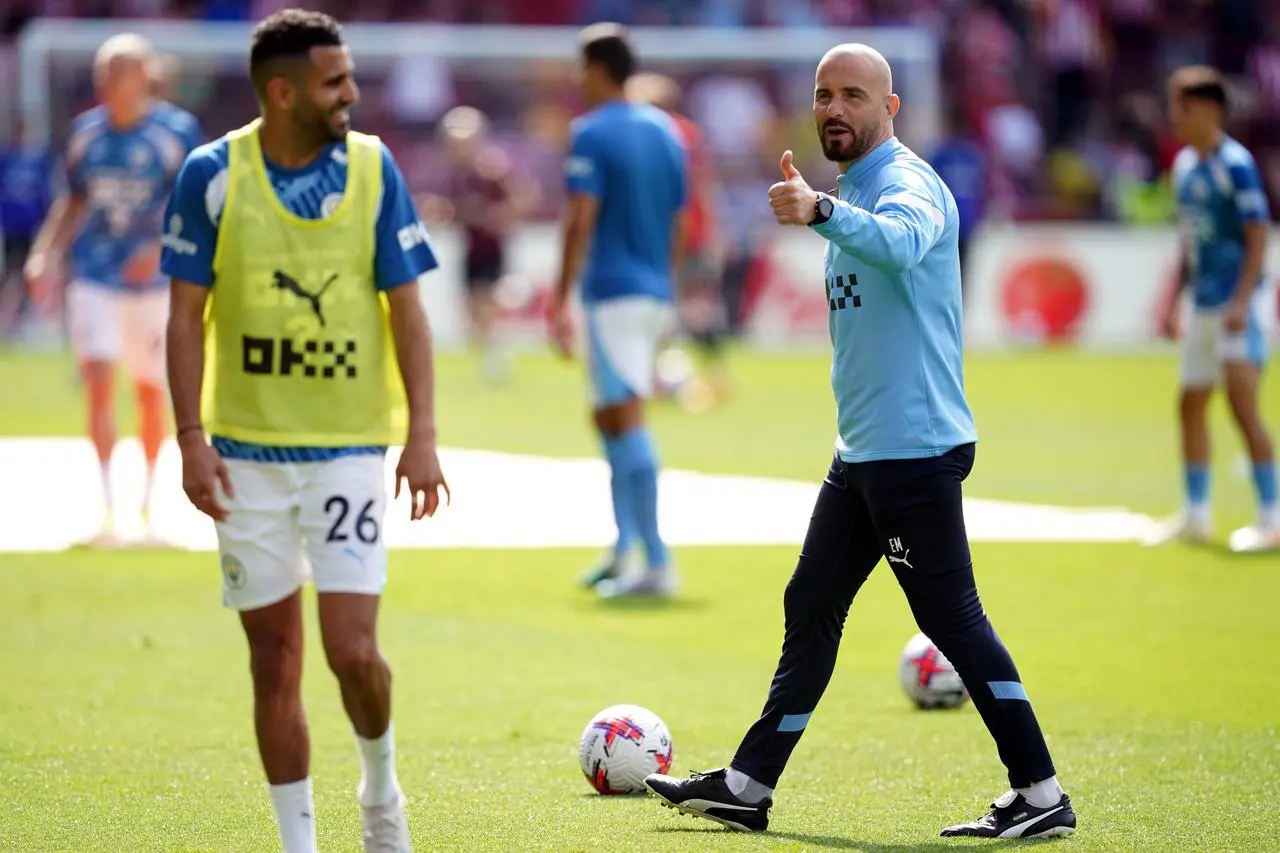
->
[643, 43, 1077, 842]
[768, 149, 822, 225]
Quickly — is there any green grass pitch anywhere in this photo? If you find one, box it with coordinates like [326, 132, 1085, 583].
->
[0, 347, 1277, 852]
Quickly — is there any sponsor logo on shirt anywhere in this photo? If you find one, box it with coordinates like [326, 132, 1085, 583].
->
[161, 213, 198, 256]
[397, 221, 430, 252]
[565, 156, 594, 178]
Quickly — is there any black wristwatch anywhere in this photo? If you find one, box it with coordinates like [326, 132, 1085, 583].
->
[810, 194, 835, 226]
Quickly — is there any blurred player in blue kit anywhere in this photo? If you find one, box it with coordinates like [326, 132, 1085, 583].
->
[1149, 65, 1278, 553]
[25, 34, 202, 544]
[549, 24, 688, 598]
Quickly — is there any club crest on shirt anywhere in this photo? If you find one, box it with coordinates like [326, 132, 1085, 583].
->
[129, 144, 151, 169]
[321, 192, 343, 218]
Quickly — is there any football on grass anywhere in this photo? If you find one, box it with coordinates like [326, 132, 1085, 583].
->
[578, 704, 674, 794]
[899, 632, 970, 709]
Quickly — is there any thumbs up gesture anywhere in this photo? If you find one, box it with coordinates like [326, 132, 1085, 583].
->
[769, 150, 820, 226]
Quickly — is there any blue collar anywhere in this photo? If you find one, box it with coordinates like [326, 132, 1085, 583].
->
[838, 136, 900, 191]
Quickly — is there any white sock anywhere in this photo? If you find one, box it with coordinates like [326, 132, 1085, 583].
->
[1187, 502, 1211, 527]
[268, 778, 317, 853]
[99, 462, 114, 527]
[143, 461, 157, 515]
[1261, 504, 1280, 530]
[357, 724, 401, 807]
[724, 767, 773, 804]
[1015, 775, 1063, 809]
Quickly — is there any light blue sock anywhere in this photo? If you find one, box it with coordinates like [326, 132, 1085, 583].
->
[603, 436, 638, 557]
[1184, 464, 1210, 507]
[614, 428, 669, 570]
[1252, 462, 1278, 510]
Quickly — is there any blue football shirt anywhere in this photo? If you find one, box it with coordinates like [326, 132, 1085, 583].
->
[564, 100, 687, 304]
[929, 136, 986, 243]
[1171, 136, 1271, 309]
[66, 102, 203, 291]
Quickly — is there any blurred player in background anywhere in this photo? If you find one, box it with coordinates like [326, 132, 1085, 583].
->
[1149, 66, 1278, 553]
[436, 105, 522, 383]
[0, 120, 59, 338]
[162, 11, 447, 852]
[24, 34, 202, 545]
[551, 24, 687, 597]
[627, 71, 729, 409]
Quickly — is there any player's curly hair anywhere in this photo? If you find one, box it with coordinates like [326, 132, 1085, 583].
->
[249, 9, 344, 98]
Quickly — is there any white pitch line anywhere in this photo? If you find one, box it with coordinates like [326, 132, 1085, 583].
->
[0, 438, 1159, 553]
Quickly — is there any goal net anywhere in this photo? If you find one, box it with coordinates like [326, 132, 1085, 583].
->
[16, 20, 941, 348]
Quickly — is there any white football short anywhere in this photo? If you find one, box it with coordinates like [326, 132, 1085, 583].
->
[65, 281, 169, 385]
[215, 453, 390, 611]
[1180, 295, 1268, 389]
[586, 296, 677, 408]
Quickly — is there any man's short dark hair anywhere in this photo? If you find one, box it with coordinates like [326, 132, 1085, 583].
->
[580, 23, 635, 86]
[249, 9, 344, 98]
[1173, 67, 1228, 109]
[1181, 80, 1228, 108]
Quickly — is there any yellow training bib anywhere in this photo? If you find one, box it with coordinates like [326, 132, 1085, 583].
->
[203, 120, 406, 446]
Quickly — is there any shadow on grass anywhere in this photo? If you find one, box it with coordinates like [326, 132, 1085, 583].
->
[1198, 541, 1279, 560]
[575, 595, 714, 614]
[653, 824, 1058, 851]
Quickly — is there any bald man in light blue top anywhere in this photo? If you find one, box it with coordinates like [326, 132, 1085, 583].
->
[644, 45, 1077, 841]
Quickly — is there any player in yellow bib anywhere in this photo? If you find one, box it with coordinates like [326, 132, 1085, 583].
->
[160, 11, 447, 852]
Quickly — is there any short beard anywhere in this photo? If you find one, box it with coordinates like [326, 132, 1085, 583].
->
[821, 124, 877, 164]
[322, 119, 349, 142]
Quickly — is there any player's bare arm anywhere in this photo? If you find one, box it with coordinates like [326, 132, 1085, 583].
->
[1225, 221, 1267, 332]
[551, 191, 598, 357]
[167, 278, 233, 520]
[386, 281, 449, 520]
[122, 241, 163, 286]
[1161, 242, 1193, 340]
[23, 192, 86, 303]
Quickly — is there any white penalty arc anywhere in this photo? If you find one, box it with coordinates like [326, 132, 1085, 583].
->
[0, 438, 1160, 553]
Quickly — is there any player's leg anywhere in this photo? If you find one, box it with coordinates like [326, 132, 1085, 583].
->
[65, 281, 122, 543]
[216, 459, 316, 853]
[1146, 309, 1217, 545]
[121, 288, 171, 531]
[576, 299, 645, 589]
[466, 255, 508, 383]
[858, 445, 1075, 839]
[1223, 309, 1279, 551]
[301, 453, 410, 850]
[589, 297, 676, 596]
[681, 254, 730, 408]
[644, 454, 883, 831]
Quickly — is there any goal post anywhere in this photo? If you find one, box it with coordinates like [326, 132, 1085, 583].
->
[17, 19, 941, 147]
[15, 19, 941, 349]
